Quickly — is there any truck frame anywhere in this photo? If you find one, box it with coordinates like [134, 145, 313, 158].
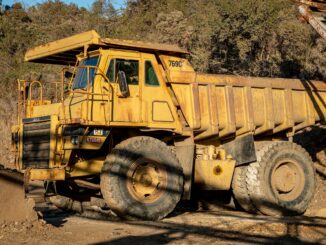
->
[11, 30, 326, 220]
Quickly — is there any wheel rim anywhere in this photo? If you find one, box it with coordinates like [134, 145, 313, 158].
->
[126, 158, 167, 204]
[271, 159, 305, 202]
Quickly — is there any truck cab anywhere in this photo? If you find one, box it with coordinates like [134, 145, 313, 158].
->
[64, 49, 182, 130]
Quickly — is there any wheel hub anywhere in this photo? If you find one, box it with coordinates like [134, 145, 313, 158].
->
[139, 173, 153, 187]
[127, 158, 167, 203]
[274, 165, 296, 193]
[271, 160, 305, 201]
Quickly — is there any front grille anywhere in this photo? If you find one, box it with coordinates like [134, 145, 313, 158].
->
[22, 116, 51, 169]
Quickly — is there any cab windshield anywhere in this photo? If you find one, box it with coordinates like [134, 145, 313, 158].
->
[72, 56, 100, 90]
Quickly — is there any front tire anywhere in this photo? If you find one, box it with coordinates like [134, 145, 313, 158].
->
[100, 136, 184, 220]
[246, 141, 315, 216]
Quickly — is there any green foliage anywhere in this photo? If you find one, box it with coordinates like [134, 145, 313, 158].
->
[0, 0, 323, 119]
[0, 0, 324, 85]
[209, 0, 313, 77]
[0, 0, 324, 96]
[116, 0, 325, 78]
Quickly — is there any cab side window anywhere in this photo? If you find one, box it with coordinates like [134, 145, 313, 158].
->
[106, 59, 115, 82]
[116, 59, 139, 85]
[106, 59, 139, 85]
[145, 61, 159, 86]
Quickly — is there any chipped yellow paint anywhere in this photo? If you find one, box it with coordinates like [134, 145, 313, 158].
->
[29, 168, 65, 181]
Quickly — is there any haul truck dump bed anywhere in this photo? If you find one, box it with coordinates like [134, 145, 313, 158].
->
[11, 30, 325, 220]
[168, 72, 326, 140]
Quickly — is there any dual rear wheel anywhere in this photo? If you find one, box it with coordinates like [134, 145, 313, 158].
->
[232, 141, 315, 216]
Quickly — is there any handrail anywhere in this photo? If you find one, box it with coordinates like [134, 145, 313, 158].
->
[17, 65, 113, 124]
[28, 81, 43, 117]
[29, 80, 43, 101]
[17, 79, 62, 123]
[60, 65, 113, 124]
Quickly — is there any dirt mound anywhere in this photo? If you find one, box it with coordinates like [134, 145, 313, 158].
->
[0, 169, 37, 222]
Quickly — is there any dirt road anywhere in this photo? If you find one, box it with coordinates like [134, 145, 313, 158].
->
[0, 174, 325, 245]
[0, 205, 325, 245]
[0, 147, 325, 244]
[0, 169, 37, 222]
[0, 169, 325, 244]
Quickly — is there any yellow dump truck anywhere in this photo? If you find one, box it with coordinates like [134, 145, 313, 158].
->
[11, 30, 326, 220]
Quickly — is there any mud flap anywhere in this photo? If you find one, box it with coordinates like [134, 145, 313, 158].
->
[223, 134, 256, 166]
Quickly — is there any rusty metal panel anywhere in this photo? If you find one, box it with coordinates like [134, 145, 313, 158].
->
[296, 0, 326, 9]
[296, 1, 326, 40]
[29, 168, 65, 181]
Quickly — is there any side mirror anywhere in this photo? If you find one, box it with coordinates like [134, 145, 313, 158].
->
[64, 70, 74, 79]
[117, 71, 130, 97]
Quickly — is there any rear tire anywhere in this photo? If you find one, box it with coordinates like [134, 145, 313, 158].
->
[246, 141, 315, 216]
[232, 166, 256, 213]
[100, 136, 184, 220]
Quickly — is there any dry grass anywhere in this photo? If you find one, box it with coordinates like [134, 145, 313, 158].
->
[0, 89, 17, 169]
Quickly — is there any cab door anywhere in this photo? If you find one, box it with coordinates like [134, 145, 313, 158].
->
[141, 53, 179, 129]
[106, 55, 142, 123]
